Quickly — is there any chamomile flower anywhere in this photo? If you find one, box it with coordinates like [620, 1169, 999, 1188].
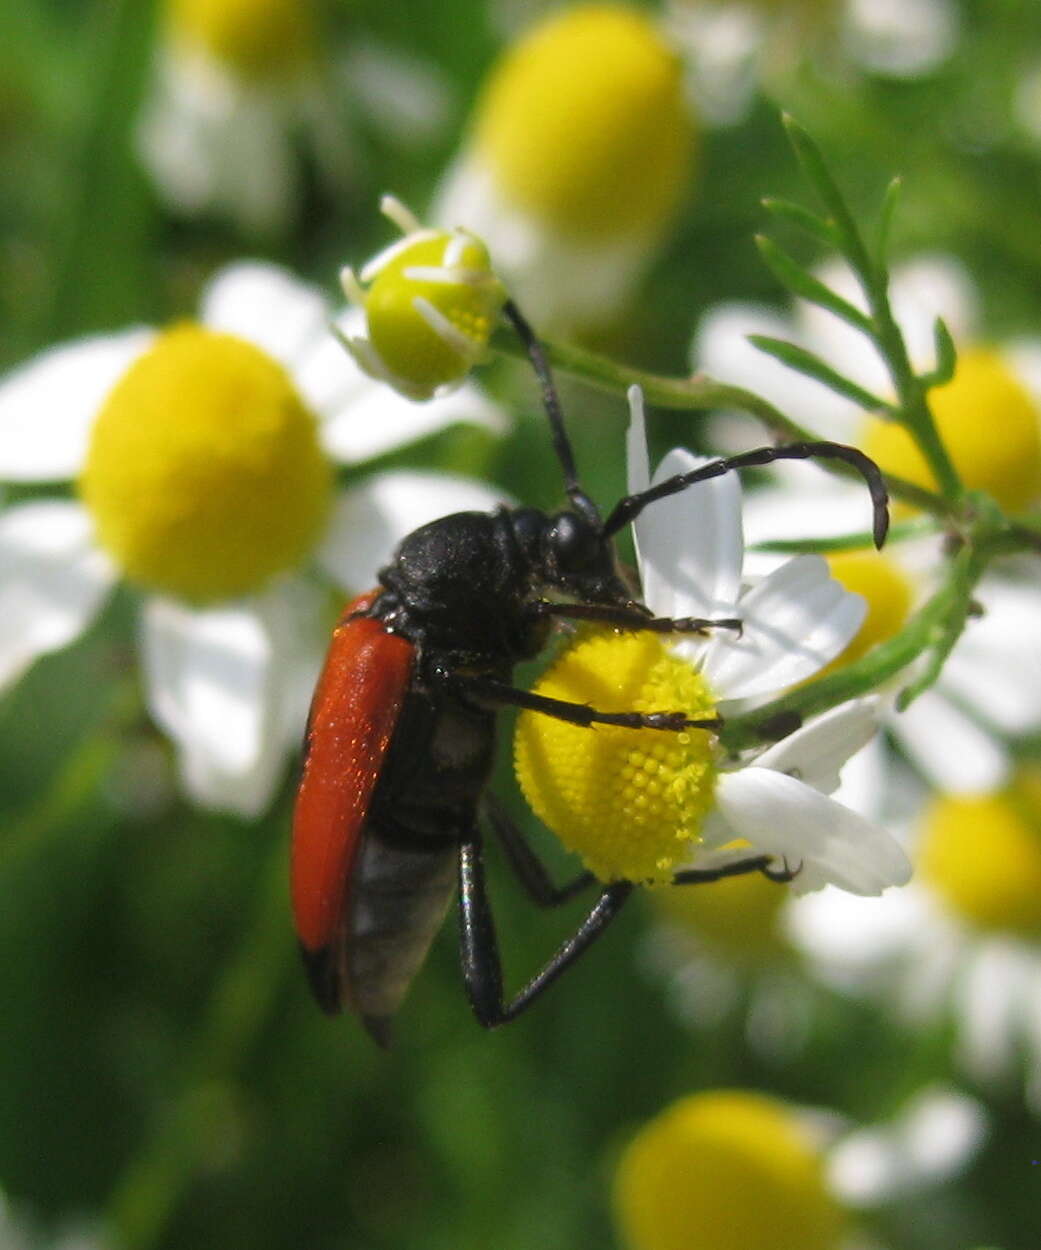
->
[739, 477, 1041, 796]
[433, 4, 697, 332]
[789, 771, 1041, 1111]
[339, 197, 507, 400]
[136, 0, 453, 237]
[0, 262, 507, 816]
[696, 253, 1041, 510]
[696, 254, 1041, 793]
[614, 1086, 986, 1250]
[665, 0, 959, 127]
[513, 386, 911, 895]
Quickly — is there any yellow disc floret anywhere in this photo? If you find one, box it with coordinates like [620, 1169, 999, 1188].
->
[514, 630, 718, 884]
[818, 551, 913, 676]
[919, 774, 1041, 936]
[168, 0, 314, 81]
[614, 1090, 844, 1250]
[656, 868, 786, 961]
[860, 348, 1041, 513]
[364, 232, 505, 394]
[475, 5, 695, 240]
[80, 324, 332, 603]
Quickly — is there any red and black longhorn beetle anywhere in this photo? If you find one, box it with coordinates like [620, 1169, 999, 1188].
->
[291, 301, 889, 1044]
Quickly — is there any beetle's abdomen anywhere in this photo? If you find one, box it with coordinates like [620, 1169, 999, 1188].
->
[346, 829, 458, 1027]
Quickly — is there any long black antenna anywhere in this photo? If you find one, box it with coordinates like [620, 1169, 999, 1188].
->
[604, 441, 890, 549]
[502, 300, 598, 520]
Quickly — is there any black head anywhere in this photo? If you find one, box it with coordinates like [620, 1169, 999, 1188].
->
[510, 507, 630, 605]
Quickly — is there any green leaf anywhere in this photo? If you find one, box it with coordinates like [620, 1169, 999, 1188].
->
[760, 197, 838, 247]
[781, 113, 873, 283]
[877, 176, 902, 266]
[921, 316, 958, 388]
[748, 334, 894, 413]
[755, 235, 872, 333]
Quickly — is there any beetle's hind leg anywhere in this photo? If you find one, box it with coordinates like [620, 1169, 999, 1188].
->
[484, 794, 595, 905]
[458, 824, 633, 1028]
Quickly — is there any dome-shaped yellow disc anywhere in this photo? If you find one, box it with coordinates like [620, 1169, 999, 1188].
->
[515, 629, 718, 884]
[80, 324, 332, 602]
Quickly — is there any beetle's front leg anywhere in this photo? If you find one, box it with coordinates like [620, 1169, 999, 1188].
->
[533, 601, 742, 637]
[458, 826, 633, 1027]
[441, 672, 722, 733]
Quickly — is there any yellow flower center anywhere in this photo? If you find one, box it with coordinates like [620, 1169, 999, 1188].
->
[514, 630, 717, 884]
[80, 324, 332, 603]
[919, 773, 1041, 937]
[818, 550, 914, 675]
[860, 348, 1041, 513]
[614, 1090, 844, 1250]
[168, 0, 314, 81]
[364, 232, 505, 394]
[655, 868, 787, 961]
[475, 4, 695, 240]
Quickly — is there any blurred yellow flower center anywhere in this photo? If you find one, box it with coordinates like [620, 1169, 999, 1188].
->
[656, 867, 786, 961]
[80, 324, 332, 603]
[475, 4, 695, 240]
[365, 232, 505, 394]
[168, 0, 314, 81]
[614, 1090, 844, 1250]
[919, 776, 1041, 936]
[819, 551, 913, 675]
[514, 630, 717, 884]
[860, 348, 1041, 513]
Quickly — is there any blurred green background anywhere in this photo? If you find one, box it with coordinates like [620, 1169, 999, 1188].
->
[3, 1, 1041, 1248]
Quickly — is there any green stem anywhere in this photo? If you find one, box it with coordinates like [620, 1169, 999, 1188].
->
[106, 827, 293, 1250]
[751, 515, 938, 555]
[490, 327, 956, 520]
[720, 543, 985, 753]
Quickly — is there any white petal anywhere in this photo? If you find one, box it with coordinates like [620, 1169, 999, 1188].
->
[319, 324, 510, 463]
[141, 579, 324, 816]
[664, 2, 765, 127]
[0, 330, 152, 481]
[0, 501, 115, 689]
[889, 688, 1009, 795]
[315, 471, 511, 592]
[700, 554, 865, 700]
[717, 767, 912, 895]
[342, 39, 454, 148]
[636, 448, 744, 623]
[754, 698, 881, 797]
[625, 385, 651, 496]
[200, 261, 331, 373]
[843, 0, 959, 78]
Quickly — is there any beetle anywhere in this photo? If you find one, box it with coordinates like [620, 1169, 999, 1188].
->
[291, 301, 889, 1043]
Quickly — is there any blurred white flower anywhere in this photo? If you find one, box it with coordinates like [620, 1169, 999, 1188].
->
[0, 262, 508, 815]
[137, 0, 452, 235]
[789, 773, 1041, 1112]
[613, 1084, 985, 1250]
[434, 4, 697, 332]
[665, 0, 959, 127]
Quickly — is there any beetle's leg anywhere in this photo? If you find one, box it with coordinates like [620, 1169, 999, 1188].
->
[484, 794, 595, 906]
[458, 827, 633, 1027]
[443, 673, 722, 733]
[672, 855, 800, 886]
[603, 440, 889, 549]
[534, 600, 742, 637]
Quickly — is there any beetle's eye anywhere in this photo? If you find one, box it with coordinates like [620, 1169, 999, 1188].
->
[549, 513, 600, 571]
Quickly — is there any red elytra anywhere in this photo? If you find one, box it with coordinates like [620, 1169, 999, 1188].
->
[291, 592, 414, 955]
